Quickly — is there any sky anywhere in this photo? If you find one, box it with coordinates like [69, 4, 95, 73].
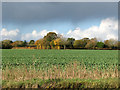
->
[0, 2, 118, 41]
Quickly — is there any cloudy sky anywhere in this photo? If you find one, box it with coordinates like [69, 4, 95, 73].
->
[1, 2, 118, 41]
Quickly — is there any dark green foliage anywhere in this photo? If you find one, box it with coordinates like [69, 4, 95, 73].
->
[28, 40, 35, 47]
[73, 40, 82, 48]
[73, 38, 89, 49]
[66, 38, 75, 49]
[44, 32, 58, 42]
[96, 42, 105, 48]
[29, 40, 35, 44]
[2, 40, 13, 49]
[23, 40, 27, 47]
[12, 41, 24, 47]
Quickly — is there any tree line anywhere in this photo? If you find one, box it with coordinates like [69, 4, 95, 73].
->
[0, 32, 119, 49]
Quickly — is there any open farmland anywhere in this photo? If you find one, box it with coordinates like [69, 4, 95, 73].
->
[2, 49, 119, 88]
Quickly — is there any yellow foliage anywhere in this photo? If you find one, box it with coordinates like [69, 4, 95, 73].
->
[54, 38, 61, 46]
[58, 46, 60, 49]
[35, 40, 40, 45]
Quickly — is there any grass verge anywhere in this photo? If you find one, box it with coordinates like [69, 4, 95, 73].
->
[2, 78, 119, 88]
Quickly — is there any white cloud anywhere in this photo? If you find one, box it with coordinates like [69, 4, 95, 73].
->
[0, 28, 58, 41]
[0, 17, 118, 41]
[0, 28, 21, 41]
[21, 29, 58, 41]
[67, 17, 118, 41]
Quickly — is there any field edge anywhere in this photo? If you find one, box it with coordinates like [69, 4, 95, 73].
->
[2, 78, 119, 88]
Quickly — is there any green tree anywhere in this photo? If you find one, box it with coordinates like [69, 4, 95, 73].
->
[2, 40, 13, 49]
[66, 38, 75, 49]
[73, 38, 90, 49]
[96, 42, 105, 49]
[29, 40, 35, 47]
[73, 40, 81, 48]
[44, 32, 58, 42]
[81, 38, 90, 47]
[12, 41, 24, 47]
[29, 40, 35, 44]
[23, 40, 27, 47]
[43, 32, 58, 49]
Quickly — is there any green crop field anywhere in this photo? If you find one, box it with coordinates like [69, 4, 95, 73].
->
[2, 49, 119, 88]
[2, 49, 118, 69]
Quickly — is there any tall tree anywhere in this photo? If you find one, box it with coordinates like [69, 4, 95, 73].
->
[44, 32, 57, 42]
[66, 38, 75, 49]
[43, 32, 58, 49]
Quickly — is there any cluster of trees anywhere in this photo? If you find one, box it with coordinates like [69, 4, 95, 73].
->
[0, 32, 119, 49]
[33, 32, 119, 50]
[1, 39, 35, 49]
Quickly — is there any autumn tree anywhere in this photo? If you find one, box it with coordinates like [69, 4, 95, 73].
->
[35, 40, 40, 46]
[104, 39, 118, 49]
[50, 40, 55, 49]
[85, 38, 97, 49]
[51, 38, 66, 49]
[43, 32, 58, 49]
[35, 39, 45, 49]
[53, 38, 61, 49]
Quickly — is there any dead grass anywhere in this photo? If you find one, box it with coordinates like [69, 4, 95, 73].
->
[2, 61, 119, 82]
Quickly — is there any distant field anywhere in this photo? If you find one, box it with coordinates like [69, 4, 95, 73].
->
[2, 49, 119, 88]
